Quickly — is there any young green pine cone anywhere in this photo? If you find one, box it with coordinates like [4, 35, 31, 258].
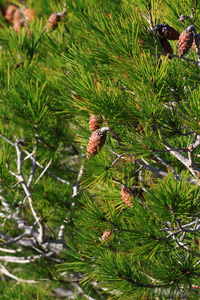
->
[121, 186, 133, 207]
[86, 127, 108, 159]
[155, 24, 179, 40]
[178, 27, 194, 57]
[89, 115, 104, 131]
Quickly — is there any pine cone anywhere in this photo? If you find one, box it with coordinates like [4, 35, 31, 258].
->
[86, 128, 107, 159]
[178, 29, 193, 57]
[13, 19, 24, 32]
[101, 230, 113, 240]
[89, 115, 104, 131]
[46, 13, 61, 32]
[159, 37, 173, 56]
[23, 8, 37, 22]
[121, 186, 133, 207]
[13, 8, 22, 23]
[156, 24, 179, 40]
[5, 4, 17, 22]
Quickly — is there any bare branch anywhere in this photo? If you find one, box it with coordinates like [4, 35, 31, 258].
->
[0, 263, 40, 283]
[58, 224, 65, 240]
[108, 154, 125, 169]
[0, 133, 15, 146]
[164, 142, 200, 177]
[0, 251, 54, 263]
[137, 158, 169, 177]
[72, 163, 84, 198]
[34, 158, 52, 186]
[23, 149, 72, 187]
[0, 247, 22, 253]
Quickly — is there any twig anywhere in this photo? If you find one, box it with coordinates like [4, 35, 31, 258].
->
[137, 158, 169, 177]
[72, 163, 84, 198]
[168, 53, 200, 65]
[176, 219, 200, 233]
[153, 152, 176, 171]
[26, 146, 37, 188]
[133, 3, 151, 24]
[14, 141, 45, 244]
[0, 263, 40, 283]
[108, 154, 125, 169]
[164, 142, 200, 177]
[0, 133, 15, 146]
[34, 159, 52, 186]
[146, 0, 154, 29]
[58, 224, 65, 240]
[0, 247, 22, 253]
[23, 149, 72, 187]
[0, 251, 54, 263]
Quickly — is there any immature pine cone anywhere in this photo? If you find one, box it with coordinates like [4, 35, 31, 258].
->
[178, 28, 193, 57]
[86, 128, 107, 159]
[89, 115, 104, 131]
[102, 230, 113, 240]
[156, 24, 179, 40]
[46, 12, 61, 32]
[121, 186, 133, 207]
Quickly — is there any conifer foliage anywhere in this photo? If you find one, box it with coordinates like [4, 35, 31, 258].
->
[1, 0, 200, 299]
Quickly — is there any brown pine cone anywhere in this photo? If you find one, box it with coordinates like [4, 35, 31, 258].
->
[46, 12, 62, 32]
[178, 29, 193, 57]
[156, 24, 179, 40]
[23, 8, 37, 22]
[121, 186, 133, 207]
[89, 115, 104, 131]
[86, 128, 108, 159]
[159, 37, 173, 56]
[101, 230, 113, 240]
[13, 8, 22, 23]
[13, 19, 24, 32]
[5, 4, 17, 22]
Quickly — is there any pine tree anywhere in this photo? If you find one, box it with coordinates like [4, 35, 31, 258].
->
[1, 0, 200, 299]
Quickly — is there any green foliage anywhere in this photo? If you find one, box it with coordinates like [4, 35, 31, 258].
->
[1, 0, 200, 299]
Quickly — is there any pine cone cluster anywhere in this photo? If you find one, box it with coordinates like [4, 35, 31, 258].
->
[178, 28, 194, 57]
[121, 186, 133, 207]
[5, 4, 37, 32]
[155, 23, 179, 57]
